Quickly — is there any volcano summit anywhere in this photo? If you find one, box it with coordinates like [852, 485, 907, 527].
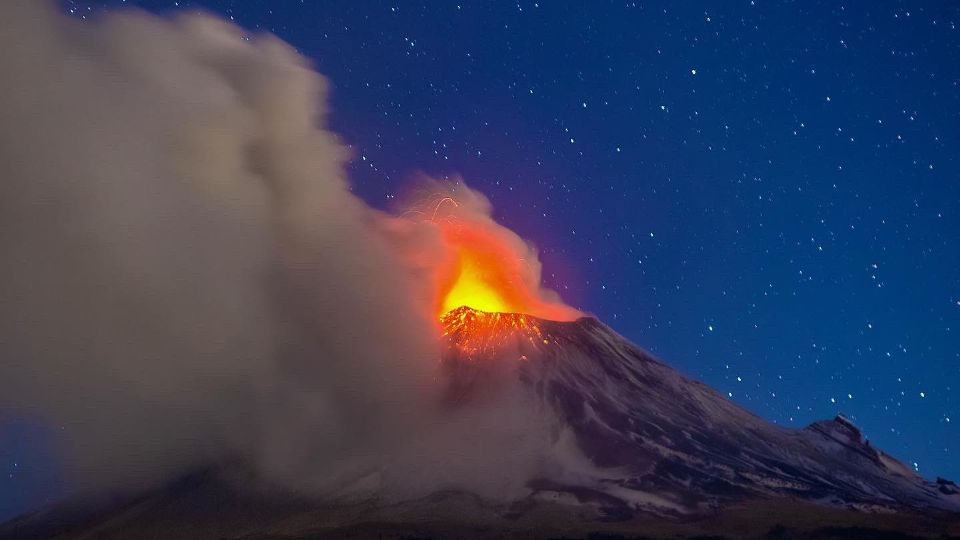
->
[4, 307, 958, 539]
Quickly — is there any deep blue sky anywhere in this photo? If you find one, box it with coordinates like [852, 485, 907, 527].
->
[4, 0, 958, 521]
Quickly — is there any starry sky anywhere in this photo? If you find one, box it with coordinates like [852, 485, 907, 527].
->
[4, 0, 959, 521]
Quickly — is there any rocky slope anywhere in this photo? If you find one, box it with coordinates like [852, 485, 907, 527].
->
[439, 307, 959, 517]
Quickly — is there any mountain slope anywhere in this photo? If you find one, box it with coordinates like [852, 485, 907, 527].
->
[2, 307, 958, 539]
[439, 307, 959, 516]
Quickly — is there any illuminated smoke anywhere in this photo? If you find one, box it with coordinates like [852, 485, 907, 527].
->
[401, 182, 582, 321]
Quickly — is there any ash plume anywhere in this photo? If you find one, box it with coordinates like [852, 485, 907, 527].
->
[0, 1, 576, 502]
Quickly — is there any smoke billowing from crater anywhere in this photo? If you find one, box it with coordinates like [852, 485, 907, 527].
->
[402, 182, 584, 321]
[0, 1, 578, 502]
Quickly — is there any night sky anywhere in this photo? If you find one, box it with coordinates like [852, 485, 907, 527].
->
[4, 0, 959, 521]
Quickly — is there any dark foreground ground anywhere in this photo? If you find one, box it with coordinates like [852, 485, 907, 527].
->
[2, 469, 958, 540]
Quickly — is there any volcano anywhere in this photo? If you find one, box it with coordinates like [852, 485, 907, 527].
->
[3, 308, 959, 539]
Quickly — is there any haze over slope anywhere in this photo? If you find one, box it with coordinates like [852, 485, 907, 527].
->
[2, 308, 958, 540]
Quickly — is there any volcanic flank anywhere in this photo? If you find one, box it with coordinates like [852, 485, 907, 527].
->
[439, 307, 960, 517]
[5, 306, 959, 539]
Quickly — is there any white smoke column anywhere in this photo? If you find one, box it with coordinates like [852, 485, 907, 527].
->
[0, 0, 441, 496]
[0, 1, 572, 503]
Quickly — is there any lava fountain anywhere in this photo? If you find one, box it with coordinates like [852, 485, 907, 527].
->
[404, 189, 581, 348]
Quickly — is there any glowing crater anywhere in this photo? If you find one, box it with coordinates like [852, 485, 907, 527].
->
[440, 306, 551, 360]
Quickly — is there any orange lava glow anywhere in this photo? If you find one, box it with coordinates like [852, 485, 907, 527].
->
[440, 247, 514, 315]
[432, 206, 578, 322]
